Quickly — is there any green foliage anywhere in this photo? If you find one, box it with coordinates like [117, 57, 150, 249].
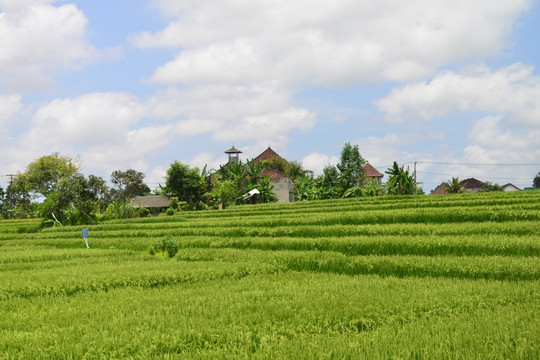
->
[534, 172, 540, 188]
[204, 180, 238, 208]
[444, 177, 464, 193]
[110, 169, 150, 200]
[284, 160, 305, 180]
[105, 200, 147, 220]
[337, 142, 366, 190]
[481, 181, 502, 192]
[168, 197, 180, 211]
[260, 156, 288, 173]
[385, 161, 417, 195]
[165, 208, 175, 216]
[151, 236, 179, 258]
[165, 161, 207, 203]
[14, 153, 80, 197]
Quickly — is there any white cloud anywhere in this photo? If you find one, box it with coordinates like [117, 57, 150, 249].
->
[0, 94, 21, 128]
[212, 108, 316, 143]
[136, 0, 530, 86]
[0, 1, 108, 91]
[301, 152, 339, 175]
[376, 63, 540, 126]
[22, 93, 146, 148]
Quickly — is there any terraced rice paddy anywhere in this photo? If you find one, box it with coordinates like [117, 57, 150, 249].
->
[1, 191, 540, 359]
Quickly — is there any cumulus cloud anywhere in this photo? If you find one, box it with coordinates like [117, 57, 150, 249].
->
[375, 63, 540, 126]
[22, 93, 146, 149]
[301, 152, 339, 176]
[0, 1, 109, 91]
[136, 0, 530, 86]
[0, 94, 21, 128]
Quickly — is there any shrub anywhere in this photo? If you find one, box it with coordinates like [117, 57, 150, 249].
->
[165, 208, 175, 216]
[151, 237, 179, 258]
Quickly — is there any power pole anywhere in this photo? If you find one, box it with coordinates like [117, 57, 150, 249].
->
[414, 162, 417, 193]
[6, 174, 15, 219]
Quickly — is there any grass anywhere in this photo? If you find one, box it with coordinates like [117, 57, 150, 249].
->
[1, 190, 539, 359]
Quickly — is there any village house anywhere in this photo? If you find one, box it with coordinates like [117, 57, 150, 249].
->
[252, 147, 295, 203]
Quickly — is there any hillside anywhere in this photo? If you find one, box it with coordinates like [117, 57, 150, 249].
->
[1, 191, 540, 358]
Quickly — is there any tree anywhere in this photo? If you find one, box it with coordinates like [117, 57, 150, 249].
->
[482, 181, 502, 192]
[14, 153, 80, 198]
[165, 161, 206, 203]
[533, 172, 540, 188]
[337, 142, 366, 190]
[385, 162, 416, 195]
[40, 173, 109, 225]
[444, 177, 464, 194]
[284, 160, 305, 180]
[321, 165, 341, 199]
[111, 169, 150, 200]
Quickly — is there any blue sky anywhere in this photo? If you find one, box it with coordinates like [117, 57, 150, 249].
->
[1, 0, 540, 192]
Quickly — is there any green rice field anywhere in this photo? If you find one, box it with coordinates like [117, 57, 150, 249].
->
[1, 191, 540, 359]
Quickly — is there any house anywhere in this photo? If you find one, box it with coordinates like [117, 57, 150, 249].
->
[501, 183, 521, 192]
[430, 177, 485, 194]
[461, 178, 484, 192]
[363, 163, 383, 185]
[131, 195, 171, 214]
[252, 147, 295, 203]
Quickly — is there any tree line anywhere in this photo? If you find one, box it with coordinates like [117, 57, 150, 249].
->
[3, 145, 535, 224]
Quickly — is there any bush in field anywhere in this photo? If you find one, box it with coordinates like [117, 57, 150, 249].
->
[165, 208, 175, 216]
[150, 237, 179, 258]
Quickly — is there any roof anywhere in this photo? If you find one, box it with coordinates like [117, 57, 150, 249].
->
[430, 177, 487, 195]
[501, 183, 521, 191]
[363, 163, 383, 178]
[461, 178, 484, 189]
[253, 147, 283, 163]
[430, 183, 447, 195]
[224, 146, 242, 154]
[261, 170, 286, 179]
[131, 195, 171, 208]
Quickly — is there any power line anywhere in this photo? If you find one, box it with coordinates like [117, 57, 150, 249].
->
[417, 161, 540, 166]
[416, 171, 532, 180]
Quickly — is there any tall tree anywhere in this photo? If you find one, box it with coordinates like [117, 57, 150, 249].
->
[165, 162, 206, 203]
[111, 169, 150, 200]
[533, 172, 540, 188]
[337, 142, 366, 190]
[385, 162, 416, 195]
[40, 173, 109, 225]
[14, 153, 80, 198]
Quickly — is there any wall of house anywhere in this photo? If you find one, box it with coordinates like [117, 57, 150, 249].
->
[270, 178, 294, 203]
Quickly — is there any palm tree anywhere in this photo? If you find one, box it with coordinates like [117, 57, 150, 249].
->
[385, 162, 406, 195]
[444, 177, 464, 194]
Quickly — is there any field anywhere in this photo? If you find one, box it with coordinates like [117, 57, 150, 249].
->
[1, 191, 540, 359]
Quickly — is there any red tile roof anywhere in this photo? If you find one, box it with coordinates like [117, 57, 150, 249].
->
[461, 178, 484, 189]
[261, 170, 286, 179]
[253, 147, 282, 163]
[363, 163, 383, 178]
[430, 183, 447, 195]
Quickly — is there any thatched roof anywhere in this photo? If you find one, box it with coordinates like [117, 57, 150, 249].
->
[225, 146, 242, 154]
[131, 195, 170, 208]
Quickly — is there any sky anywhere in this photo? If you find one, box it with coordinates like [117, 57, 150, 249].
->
[1, 0, 540, 192]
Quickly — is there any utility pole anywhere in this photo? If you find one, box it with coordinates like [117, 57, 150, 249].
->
[6, 174, 15, 219]
[414, 162, 417, 193]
